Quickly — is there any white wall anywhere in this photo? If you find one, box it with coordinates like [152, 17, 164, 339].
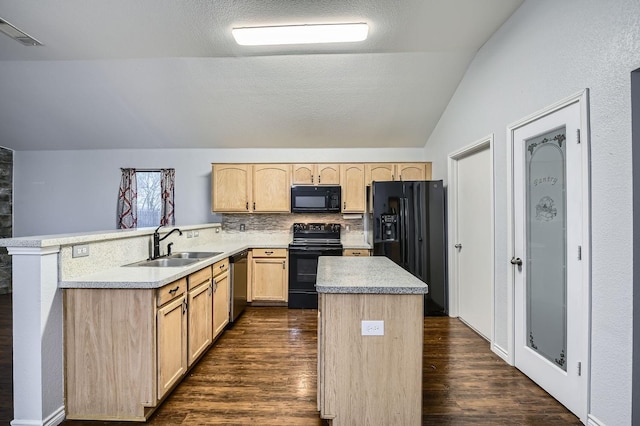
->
[13, 147, 426, 237]
[424, 0, 639, 424]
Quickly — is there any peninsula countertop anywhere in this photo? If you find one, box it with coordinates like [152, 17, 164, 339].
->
[316, 256, 429, 294]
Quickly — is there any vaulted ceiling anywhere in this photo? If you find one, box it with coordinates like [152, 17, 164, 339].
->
[0, 0, 523, 151]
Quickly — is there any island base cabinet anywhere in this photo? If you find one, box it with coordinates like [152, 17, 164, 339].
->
[318, 293, 423, 426]
[64, 289, 156, 421]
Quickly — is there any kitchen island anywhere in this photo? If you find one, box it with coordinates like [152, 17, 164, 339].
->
[316, 256, 428, 426]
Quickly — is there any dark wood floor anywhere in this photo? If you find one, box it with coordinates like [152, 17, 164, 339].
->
[0, 293, 580, 425]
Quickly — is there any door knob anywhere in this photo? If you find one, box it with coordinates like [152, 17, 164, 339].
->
[454, 244, 462, 249]
[510, 257, 523, 266]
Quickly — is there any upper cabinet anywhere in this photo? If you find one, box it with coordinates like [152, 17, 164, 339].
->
[365, 163, 433, 186]
[292, 164, 340, 185]
[253, 164, 291, 212]
[211, 164, 251, 212]
[212, 164, 290, 213]
[340, 164, 365, 213]
[212, 162, 431, 214]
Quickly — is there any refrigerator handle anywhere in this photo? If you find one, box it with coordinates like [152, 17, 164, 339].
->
[399, 197, 406, 264]
[403, 197, 410, 266]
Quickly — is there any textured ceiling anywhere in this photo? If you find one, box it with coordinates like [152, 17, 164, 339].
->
[0, 0, 523, 151]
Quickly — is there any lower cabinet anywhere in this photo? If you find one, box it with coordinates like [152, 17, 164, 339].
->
[187, 268, 213, 367]
[251, 248, 288, 304]
[212, 258, 230, 338]
[157, 280, 188, 399]
[64, 263, 227, 421]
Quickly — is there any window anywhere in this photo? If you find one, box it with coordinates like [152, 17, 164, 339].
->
[117, 168, 175, 229]
[136, 171, 161, 228]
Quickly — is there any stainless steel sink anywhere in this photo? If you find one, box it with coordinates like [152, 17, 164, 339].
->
[125, 251, 223, 267]
[168, 251, 223, 259]
[126, 257, 200, 267]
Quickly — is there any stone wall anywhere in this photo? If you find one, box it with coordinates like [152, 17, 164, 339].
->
[0, 147, 12, 293]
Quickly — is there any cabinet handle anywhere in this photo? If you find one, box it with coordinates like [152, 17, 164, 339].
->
[208, 282, 213, 296]
[343, 201, 346, 209]
[182, 299, 187, 314]
[353, 252, 361, 256]
[318, 175, 321, 184]
[253, 202, 256, 210]
[392, 174, 395, 181]
[311, 175, 314, 184]
[246, 202, 249, 211]
[212, 279, 218, 292]
[265, 251, 274, 255]
[168, 285, 180, 295]
[282, 260, 286, 269]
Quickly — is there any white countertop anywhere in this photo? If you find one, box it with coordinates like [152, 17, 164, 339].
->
[60, 236, 291, 289]
[316, 256, 428, 295]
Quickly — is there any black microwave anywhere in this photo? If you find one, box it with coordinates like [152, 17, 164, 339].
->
[291, 185, 341, 213]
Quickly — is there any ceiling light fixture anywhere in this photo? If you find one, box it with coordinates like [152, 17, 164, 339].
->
[0, 17, 42, 46]
[232, 23, 368, 46]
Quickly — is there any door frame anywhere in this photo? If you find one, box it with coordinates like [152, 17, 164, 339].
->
[447, 135, 495, 344]
[506, 89, 591, 421]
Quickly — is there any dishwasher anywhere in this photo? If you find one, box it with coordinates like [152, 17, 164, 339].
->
[229, 249, 248, 322]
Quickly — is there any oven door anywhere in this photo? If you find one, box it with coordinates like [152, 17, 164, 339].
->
[288, 246, 342, 308]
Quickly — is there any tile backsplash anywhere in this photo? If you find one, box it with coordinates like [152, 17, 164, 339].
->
[221, 213, 363, 233]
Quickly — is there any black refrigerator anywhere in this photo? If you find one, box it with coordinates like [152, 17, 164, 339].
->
[372, 180, 447, 316]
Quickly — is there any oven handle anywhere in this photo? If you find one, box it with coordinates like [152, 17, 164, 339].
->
[289, 247, 343, 253]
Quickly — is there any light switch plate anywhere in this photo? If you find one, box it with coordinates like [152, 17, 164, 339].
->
[361, 320, 384, 336]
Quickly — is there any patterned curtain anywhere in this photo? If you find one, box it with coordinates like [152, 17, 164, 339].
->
[160, 168, 176, 226]
[117, 168, 137, 229]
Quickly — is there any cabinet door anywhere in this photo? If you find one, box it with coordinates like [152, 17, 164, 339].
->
[340, 164, 365, 213]
[396, 163, 426, 181]
[292, 164, 315, 185]
[365, 163, 395, 186]
[252, 257, 288, 301]
[212, 164, 251, 212]
[253, 164, 291, 212]
[317, 164, 340, 185]
[213, 270, 230, 338]
[157, 296, 187, 400]
[187, 281, 212, 367]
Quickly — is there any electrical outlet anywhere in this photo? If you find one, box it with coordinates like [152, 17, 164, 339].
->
[186, 231, 193, 238]
[240, 224, 246, 232]
[72, 245, 90, 258]
[194, 230, 199, 237]
[361, 320, 384, 336]
[215, 227, 220, 233]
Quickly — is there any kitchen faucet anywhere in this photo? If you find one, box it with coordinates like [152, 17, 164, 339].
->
[152, 225, 183, 259]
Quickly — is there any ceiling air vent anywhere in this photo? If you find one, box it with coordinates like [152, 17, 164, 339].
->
[0, 17, 42, 46]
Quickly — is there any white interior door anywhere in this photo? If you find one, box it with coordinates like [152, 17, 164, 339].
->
[510, 94, 589, 421]
[454, 145, 492, 339]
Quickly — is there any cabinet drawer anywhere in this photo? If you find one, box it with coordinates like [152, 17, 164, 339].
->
[343, 249, 370, 257]
[253, 248, 287, 258]
[213, 258, 229, 277]
[157, 277, 187, 307]
[188, 266, 212, 290]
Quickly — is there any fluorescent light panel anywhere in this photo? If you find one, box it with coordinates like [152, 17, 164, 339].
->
[232, 23, 368, 46]
[0, 18, 42, 46]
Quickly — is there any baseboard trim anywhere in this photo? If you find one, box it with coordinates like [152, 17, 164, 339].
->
[11, 406, 65, 426]
[491, 342, 510, 364]
[587, 414, 605, 426]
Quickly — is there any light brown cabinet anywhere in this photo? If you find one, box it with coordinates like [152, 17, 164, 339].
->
[365, 162, 432, 186]
[252, 164, 291, 212]
[212, 258, 230, 338]
[187, 268, 213, 367]
[340, 163, 366, 213]
[211, 164, 291, 213]
[292, 163, 340, 185]
[343, 249, 370, 256]
[157, 280, 188, 399]
[64, 264, 227, 422]
[211, 164, 251, 212]
[251, 248, 288, 303]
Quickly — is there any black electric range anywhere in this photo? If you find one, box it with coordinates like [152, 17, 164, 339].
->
[288, 223, 343, 309]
